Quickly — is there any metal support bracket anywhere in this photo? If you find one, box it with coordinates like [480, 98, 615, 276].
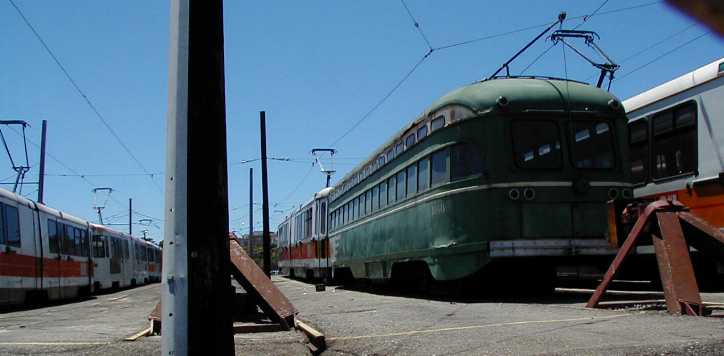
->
[587, 199, 724, 316]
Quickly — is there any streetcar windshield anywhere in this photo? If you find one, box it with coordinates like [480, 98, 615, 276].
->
[512, 120, 562, 169]
[571, 121, 614, 169]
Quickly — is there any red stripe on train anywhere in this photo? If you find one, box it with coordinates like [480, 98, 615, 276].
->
[0, 252, 89, 278]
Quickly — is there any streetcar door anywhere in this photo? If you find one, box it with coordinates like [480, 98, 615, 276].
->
[110, 237, 122, 287]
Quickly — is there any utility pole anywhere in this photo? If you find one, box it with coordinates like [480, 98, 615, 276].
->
[260, 111, 271, 277]
[37, 120, 47, 204]
[129, 198, 133, 236]
[161, 1, 233, 355]
[249, 167, 253, 256]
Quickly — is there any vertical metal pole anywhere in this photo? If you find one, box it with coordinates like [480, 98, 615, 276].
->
[249, 167, 253, 256]
[260, 111, 271, 277]
[162, 1, 233, 355]
[129, 198, 133, 236]
[37, 120, 47, 204]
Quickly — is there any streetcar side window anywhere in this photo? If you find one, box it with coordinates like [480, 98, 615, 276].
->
[405, 133, 416, 148]
[652, 102, 697, 180]
[418, 158, 430, 191]
[431, 116, 445, 131]
[61, 224, 74, 255]
[396, 170, 406, 200]
[48, 219, 59, 253]
[417, 125, 428, 140]
[3, 204, 20, 246]
[629, 119, 649, 183]
[320, 202, 326, 235]
[431, 148, 450, 187]
[379, 181, 388, 208]
[371, 186, 378, 212]
[395, 142, 404, 155]
[360, 193, 367, 217]
[388, 176, 397, 204]
[365, 190, 372, 215]
[407, 164, 417, 196]
[452, 143, 483, 180]
[386, 149, 394, 163]
[512, 121, 562, 169]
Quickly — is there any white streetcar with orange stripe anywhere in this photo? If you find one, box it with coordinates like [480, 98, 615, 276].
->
[0, 187, 161, 306]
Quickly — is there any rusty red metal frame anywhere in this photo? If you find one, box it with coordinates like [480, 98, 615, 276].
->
[587, 199, 723, 316]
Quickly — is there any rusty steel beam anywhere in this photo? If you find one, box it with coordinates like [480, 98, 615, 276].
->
[586, 200, 672, 308]
[229, 237, 297, 329]
[653, 212, 702, 315]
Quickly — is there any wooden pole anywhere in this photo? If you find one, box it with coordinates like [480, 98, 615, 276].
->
[37, 120, 47, 203]
[260, 111, 271, 277]
[162, 0, 234, 355]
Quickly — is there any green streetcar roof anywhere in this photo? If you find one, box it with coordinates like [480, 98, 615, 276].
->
[426, 77, 623, 115]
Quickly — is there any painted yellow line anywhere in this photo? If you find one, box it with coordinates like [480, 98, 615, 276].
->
[0, 342, 109, 346]
[327, 314, 630, 341]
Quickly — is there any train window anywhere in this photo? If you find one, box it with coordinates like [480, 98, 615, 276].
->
[397, 170, 406, 200]
[405, 133, 416, 148]
[407, 164, 417, 196]
[452, 143, 483, 180]
[417, 125, 428, 140]
[360, 194, 367, 216]
[371, 186, 378, 211]
[395, 142, 404, 155]
[380, 181, 388, 208]
[366, 190, 372, 215]
[305, 208, 312, 238]
[81, 230, 89, 257]
[652, 102, 697, 180]
[386, 149, 394, 163]
[431, 148, 450, 187]
[431, 116, 445, 131]
[320, 202, 327, 235]
[512, 121, 562, 169]
[379, 156, 385, 166]
[418, 158, 430, 191]
[629, 119, 649, 183]
[356, 197, 362, 219]
[48, 220, 59, 253]
[388, 176, 397, 204]
[572, 121, 614, 169]
[60, 224, 72, 255]
[3, 205, 20, 246]
[124, 240, 129, 259]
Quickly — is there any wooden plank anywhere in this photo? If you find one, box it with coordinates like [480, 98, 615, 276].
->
[229, 237, 296, 329]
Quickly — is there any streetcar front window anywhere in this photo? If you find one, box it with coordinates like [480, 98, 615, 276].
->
[571, 121, 614, 169]
[512, 121, 562, 169]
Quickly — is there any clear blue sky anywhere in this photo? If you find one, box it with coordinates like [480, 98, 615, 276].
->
[1, 0, 722, 242]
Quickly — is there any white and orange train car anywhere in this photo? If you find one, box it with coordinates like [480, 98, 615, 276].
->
[0, 187, 161, 306]
[624, 57, 724, 229]
[624, 58, 724, 278]
[278, 187, 332, 280]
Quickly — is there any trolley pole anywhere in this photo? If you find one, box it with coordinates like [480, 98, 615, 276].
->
[249, 167, 253, 256]
[37, 120, 47, 204]
[260, 111, 271, 277]
[161, 1, 234, 355]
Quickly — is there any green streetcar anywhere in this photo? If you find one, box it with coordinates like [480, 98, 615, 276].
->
[279, 76, 632, 290]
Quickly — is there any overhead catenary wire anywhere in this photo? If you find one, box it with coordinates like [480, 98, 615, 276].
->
[400, 0, 433, 51]
[7, 0, 162, 194]
[5, 124, 163, 227]
[618, 32, 709, 80]
[329, 1, 665, 148]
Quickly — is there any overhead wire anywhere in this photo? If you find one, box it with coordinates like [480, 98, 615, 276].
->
[7, 0, 162, 194]
[618, 32, 709, 80]
[400, 0, 433, 51]
[329, 1, 664, 147]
